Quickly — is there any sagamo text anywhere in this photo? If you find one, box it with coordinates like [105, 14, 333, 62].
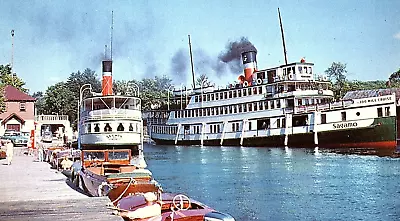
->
[333, 122, 358, 129]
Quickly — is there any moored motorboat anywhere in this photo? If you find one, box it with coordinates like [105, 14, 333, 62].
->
[115, 192, 235, 221]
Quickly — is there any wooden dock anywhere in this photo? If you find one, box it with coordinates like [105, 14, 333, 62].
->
[0, 149, 122, 221]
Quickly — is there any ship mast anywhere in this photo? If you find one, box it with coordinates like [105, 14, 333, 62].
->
[188, 35, 196, 89]
[278, 8, 288, 65]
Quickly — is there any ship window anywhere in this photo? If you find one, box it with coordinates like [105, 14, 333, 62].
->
[129, 123, 134, 131]
[321, 114, 326, 124]
[356, 112, 360, 116]
[104, 123, 112, 132]
[265, 101, 269, 109]
[94, 124, 100, 132]
[238, 90, 242, 97]
[232, 123, 235, 132]
[203, 109, 206, 116]
[259, 102, 264, 110]
[277, 118, 281, 128]
[243, 104, 247, 112]
[224, 92, 228, 99]
[229, 91, 232, 98]
[271, 101, 275, 109]
[203, 94, 206, 101]
[257, 119, 270, 129]
[298, 99, 302, 106]
[248, 88, 252, 95]
[199, 109, 202, 117]
[377, 107, 383, 117]
[224, 106, 228, 114]
[248, 122, 252, 131]
[195, 96, 199, 102]
[88, 124, 91, 133]
[253, 87, 258, 95]
[207, 94, 210, 101]
[254, 103, 258, 111]
[211, 108, 215, 115]
[341, 112, 346, 121]
[207, 108, 210, 116]
[258, 87, 262, 94]
[277, 100, 281, 108]
[385, 107, 390, 116]
[248, 103, 253, 112]
[216, 108, 219, 115]
[233, 106, 237, 113]
[215, 93, 219, 100]
[233, 90, 237, 98]
[220, 92, 223, 99]
[229, 106, 233, 114]
[217, 124, 220, 133]
[282, 118, 286, 128]
[243, 89, 247, 96]
[238, 104, 242, 113]
[211, 94, 214, 100]
[117, 123, 124, 131]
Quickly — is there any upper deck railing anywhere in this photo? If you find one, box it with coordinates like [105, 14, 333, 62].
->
[81, 109, 142, 121]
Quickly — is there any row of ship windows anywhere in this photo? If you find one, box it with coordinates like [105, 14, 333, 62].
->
[83, 122, 141, 133]
[176, 98, 332, 118]
[194, 86, 264, 103]
[153, 107, 391, 134]
[176, 100, 282, 118]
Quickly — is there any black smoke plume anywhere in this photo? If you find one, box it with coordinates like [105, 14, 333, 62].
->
[170, 49, 189, 82]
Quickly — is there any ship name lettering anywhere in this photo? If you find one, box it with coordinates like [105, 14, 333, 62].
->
[333, 122, 358, 129]
[106, 134, 122, 140]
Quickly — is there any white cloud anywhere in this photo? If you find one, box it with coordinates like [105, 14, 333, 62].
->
[394, 32, 400, 40]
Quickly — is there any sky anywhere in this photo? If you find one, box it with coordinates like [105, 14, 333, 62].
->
[0, 0, 400, 94]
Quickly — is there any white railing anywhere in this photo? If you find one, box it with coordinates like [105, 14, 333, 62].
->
[35, 114, 69, 121]
[81, 109, 141, 121]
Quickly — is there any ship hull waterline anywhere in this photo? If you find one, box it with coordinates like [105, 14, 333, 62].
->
[151, 117, 397, 150]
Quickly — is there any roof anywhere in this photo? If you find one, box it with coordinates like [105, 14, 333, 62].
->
[1, 113, 25, 125]
[4, 85, 35, 101]
[343, 88, 400, 100]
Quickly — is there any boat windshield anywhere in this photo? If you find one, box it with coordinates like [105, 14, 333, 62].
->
[83, 151, 105, 161]
[108, 151, 129, 160]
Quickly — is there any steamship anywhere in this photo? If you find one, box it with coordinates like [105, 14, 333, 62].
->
[74, 58, 161, 204]
[146, 50, 398, 150]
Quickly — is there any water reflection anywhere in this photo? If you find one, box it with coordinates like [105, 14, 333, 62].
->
[144, 144, 400, 221]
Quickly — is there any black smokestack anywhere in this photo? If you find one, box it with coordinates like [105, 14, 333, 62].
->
[218, 37, 257, 74]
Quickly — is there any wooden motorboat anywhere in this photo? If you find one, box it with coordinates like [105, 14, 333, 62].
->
[115, 192, 235, 221]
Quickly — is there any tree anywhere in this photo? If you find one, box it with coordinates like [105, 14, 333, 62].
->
[195, 74, 212, 88]
[325, 62, 348, 100]
[388, 68, 400, 88]
[0, 64, 28, 113]
[0, 64, 27, 93]
[138, 76, 173, 110]
[42, 82, 75, 117]
[32, 91, 45, 115]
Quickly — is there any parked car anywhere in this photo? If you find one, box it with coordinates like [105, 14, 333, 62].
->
[1, 130, 29, 147]
[42, 131, 53, 143]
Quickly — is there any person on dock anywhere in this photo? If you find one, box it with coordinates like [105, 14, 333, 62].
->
[61, 156, 73, 170]
[119, 192, 161, 220]
[38, 143, 44, 162]
[6, 139, 14, 165]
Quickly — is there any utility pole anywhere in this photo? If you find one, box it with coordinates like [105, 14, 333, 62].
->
[11, 30, 15, 86]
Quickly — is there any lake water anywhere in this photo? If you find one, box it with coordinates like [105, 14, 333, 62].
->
[143, 144, 400, 221]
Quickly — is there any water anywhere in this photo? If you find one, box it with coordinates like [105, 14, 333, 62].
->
[143, 144, 400, 221]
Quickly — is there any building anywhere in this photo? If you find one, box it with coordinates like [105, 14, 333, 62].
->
[0, 85, 36, 135]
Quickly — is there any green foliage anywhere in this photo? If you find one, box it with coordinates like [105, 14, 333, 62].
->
[0, 64, 27, 93]
[31, 91, 45, 115]
[138, 76, 173, 110]
[325, 62, 348, 100]
[40, 68, 101, 129]
[195, 74, 212, 88]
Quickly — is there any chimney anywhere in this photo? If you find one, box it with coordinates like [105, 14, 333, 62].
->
[102, 60, 113, 96]
[241, 50, 257, 84]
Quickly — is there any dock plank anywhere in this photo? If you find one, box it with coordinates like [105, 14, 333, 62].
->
[0, 150, 122, 221]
